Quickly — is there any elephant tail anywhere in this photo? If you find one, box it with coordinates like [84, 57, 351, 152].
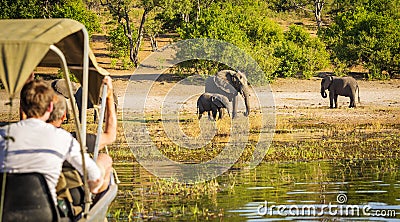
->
[357, 85, 360, 104]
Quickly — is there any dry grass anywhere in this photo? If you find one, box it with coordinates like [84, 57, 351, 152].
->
[104, 105, 400, 164]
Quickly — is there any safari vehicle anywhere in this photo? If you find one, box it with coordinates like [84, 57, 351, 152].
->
[0, 19, 117, 221]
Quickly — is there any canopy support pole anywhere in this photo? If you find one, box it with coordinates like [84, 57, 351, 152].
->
[49, 45, 82, 143]
[49, 43, 92, 218]
[81, 26, 92, 217]
[93, 85, 108, 162]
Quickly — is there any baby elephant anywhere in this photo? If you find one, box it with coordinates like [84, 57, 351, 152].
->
[320, 76, 360, 108]
[197, 93, 231, 120]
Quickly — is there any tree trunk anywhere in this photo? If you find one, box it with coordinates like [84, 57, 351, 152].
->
[314, 0, 324, 29]
[150, 35, 158, 52]
[124, 13, 135, 66]
[196, 0, 201, 21]
[133, 8, 150, 67]
[291, 0, 324, 29]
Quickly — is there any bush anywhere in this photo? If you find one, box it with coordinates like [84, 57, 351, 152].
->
[0, 0, 43, 19]
[321, 5, 400, 79]
[274, 25, 330, 78]
[51, 0, 101, 34]
[176, 2, 285, 84]
[0, 0, 100, 35]
[107, 24, 136, 58]
[56, 69, 79, 83]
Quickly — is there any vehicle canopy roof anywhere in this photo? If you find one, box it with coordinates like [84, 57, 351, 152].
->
[0, 18, 108, 104]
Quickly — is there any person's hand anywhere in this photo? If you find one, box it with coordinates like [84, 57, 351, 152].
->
[88, 177, 104, 194]
[102, 76, 113, 99]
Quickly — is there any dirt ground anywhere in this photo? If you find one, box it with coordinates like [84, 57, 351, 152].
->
[116, 75, 400, 126]
[1, 35, 399, 126]
[1, 67, 400, 126]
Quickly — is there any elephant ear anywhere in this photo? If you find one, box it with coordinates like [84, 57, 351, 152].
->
[214, 70, 239, 95]
[322, 76, 333, 89]
[211, 95, 225, 108]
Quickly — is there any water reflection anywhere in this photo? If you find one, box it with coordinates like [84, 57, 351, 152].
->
[109, 159, 400, 221]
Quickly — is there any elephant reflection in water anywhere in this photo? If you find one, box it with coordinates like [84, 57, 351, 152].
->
[205, 70, 251, 118]
[320, 76, 360, 108]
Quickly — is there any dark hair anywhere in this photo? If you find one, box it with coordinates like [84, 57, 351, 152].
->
[20, 80, 55, 118]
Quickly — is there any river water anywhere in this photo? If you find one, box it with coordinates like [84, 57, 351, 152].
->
[108, 159, 400, 221]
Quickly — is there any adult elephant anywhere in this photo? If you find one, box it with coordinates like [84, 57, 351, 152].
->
[320, 76, 360, 108]
[51, 79, 118, 122]
[51, 79, 79, 122]
[205, 70, 251, 118]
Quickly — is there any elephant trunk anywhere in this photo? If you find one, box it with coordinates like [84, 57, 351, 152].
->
[320, 87, 327, 98]
[242, 87, 251, 116]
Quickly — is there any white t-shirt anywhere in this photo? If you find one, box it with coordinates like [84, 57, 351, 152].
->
[0, 118, 101, 204]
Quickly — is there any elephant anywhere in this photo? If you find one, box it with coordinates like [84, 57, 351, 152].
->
[51, 79, 79, 122]
[197, 93, 231, 120]
[51, 79, 117, 122]
[320, 76, 360, 108]
[205, 70, 251, 118]
[75, 85, 118, 122]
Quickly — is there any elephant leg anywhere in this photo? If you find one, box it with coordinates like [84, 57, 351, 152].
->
[65, 109, 70, 123]
[349, 95, 355, 108]
[334, 94, 338, 108]
[219, 108, 224, 119]
[94, 109, 98, 122]
[329, 93, 334, 109]
[211, 109, 218, 121]
[207, 111, 213, 120]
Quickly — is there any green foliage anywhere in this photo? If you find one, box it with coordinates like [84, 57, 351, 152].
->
[274, 25, 330, 79]
[267, 0, 294, 12]
[175, 1, 331, 82]
[0, 0, 45, 18]
[56, 69, 79, 83]
[107, 24, 131, 58]
[322, 4, 400, 79]
[332, 58, 349, 77]
[145, 10, 163, 38]
[51, 0, 101, 34]
[176, 2, 285, 84]
[333, 0, 400, 18]
[0, 0, 100, 35]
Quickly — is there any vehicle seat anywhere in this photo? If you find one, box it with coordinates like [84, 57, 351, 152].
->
[0, 172, 67, 222]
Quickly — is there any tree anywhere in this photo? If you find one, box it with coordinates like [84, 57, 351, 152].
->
[101, 0, 137, 66]
[274, 25, 330, 78]
[176, 1, 286, 83]
[102, 0, 172, 66]
[145, 10, 163, 51]
[290, 0, 327, 29]
[268, 0, 340, 29]
[322, 3, 400, 78]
